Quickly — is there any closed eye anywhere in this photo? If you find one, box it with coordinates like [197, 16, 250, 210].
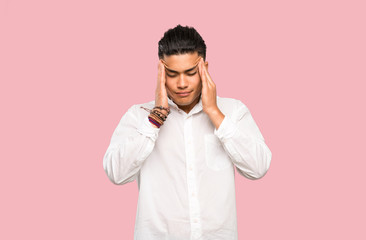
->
[166, 73, 177, 78]
[166, 72, 197, 77]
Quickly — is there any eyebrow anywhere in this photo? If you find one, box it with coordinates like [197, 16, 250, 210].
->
[164, 63, 199, 74]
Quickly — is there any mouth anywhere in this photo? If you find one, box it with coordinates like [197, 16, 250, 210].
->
[176, 91, 192, 97]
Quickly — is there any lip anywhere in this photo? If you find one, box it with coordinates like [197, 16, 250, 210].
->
[176, 91, 192, 97]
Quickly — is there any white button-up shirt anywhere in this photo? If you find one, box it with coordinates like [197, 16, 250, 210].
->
[103, 96, 272, 240]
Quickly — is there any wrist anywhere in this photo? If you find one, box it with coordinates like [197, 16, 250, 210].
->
[206, 106, 225, 130]
[205, 105, 220, 116]
[154, 105, 170, 115]
[148, 107, 170, 129]
[149, 115, 163, 128]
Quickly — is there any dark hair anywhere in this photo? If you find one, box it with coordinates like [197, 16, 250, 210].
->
[158, 24, 207, 61]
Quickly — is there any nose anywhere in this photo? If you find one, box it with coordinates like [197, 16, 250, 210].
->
[177, 74, 188, 89]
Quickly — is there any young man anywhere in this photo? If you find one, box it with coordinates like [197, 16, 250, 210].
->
[103, 24, 272, 240]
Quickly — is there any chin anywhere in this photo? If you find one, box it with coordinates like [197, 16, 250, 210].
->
[174, 99, 192, 106]
[169, 91, 200, 108]
[169, 96, 188, 106]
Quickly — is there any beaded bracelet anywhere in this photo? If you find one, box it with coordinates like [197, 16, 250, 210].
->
[149, 112, 164, 125]
[151, 109, 167, 121]
[140, 106, 170, 115]
[140, 106, 169, 128]
[151, 112, 165, 122]
[153, 106, 170, 115]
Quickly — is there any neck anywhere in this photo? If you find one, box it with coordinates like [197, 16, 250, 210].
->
[176, 94, 201, 114]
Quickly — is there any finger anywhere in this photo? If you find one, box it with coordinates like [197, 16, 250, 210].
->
[192, 58, 201, 75]
[197, 58, 202, 77]
[200, 58, 209, 87]
[159, 59, 166, 73]
[194, 56, 202, 66]
[159, 61, 166, 82]
[198, 58, 205, 84]
[157, 61, 166, 91]
[200, 64, 210, 97]
[161, 59, 169, 70]
[198, 58, 205, 80]
[157, 60, 162, 82]
[202, 61, 215, 87]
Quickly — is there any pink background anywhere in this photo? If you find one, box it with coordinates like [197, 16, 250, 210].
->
[1, 0, 365, 239]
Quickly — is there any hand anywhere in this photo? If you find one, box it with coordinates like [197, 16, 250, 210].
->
[155, 59, 169, 114]
[198, 57, 225, 129]
[198, 57, 218, 114]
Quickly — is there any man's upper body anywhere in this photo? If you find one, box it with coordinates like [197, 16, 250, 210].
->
[103, 95, 271, 240]
[103, 25, 272, 240]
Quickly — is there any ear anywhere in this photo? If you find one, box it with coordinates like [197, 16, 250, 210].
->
[204, 61, 208, 70]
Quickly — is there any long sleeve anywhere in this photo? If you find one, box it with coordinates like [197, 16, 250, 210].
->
[214, 100, 272, 180]
[103, 105, 160, 185]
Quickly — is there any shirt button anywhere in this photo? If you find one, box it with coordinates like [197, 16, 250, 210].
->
[189, 167, 193, 171]
[192, 193, 195, 197]
[194, 219, 198, 223]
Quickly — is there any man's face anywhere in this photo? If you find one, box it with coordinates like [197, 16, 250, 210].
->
[162, 52, 207, 114]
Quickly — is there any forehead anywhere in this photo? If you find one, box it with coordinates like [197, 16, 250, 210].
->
[163, 52, 200, 72]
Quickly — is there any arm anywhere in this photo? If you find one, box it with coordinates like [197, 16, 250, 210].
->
[103, 59, 169, 185]
[197, 58, 271, 179]
[214, 100, 272, 180]
[103, 105, 160, 185]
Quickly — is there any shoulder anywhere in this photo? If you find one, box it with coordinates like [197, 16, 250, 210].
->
[217, 96, 249, 112]
[217, 96, 251, 122]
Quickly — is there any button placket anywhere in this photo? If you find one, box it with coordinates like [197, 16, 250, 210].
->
[184, 116, 202, 239]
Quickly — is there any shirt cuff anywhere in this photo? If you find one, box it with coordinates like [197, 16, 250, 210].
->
[214, 115, 237, 141]
[137, 117, 160, 141]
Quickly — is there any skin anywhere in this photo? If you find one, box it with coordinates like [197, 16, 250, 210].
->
[154, 52, 225, 129]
